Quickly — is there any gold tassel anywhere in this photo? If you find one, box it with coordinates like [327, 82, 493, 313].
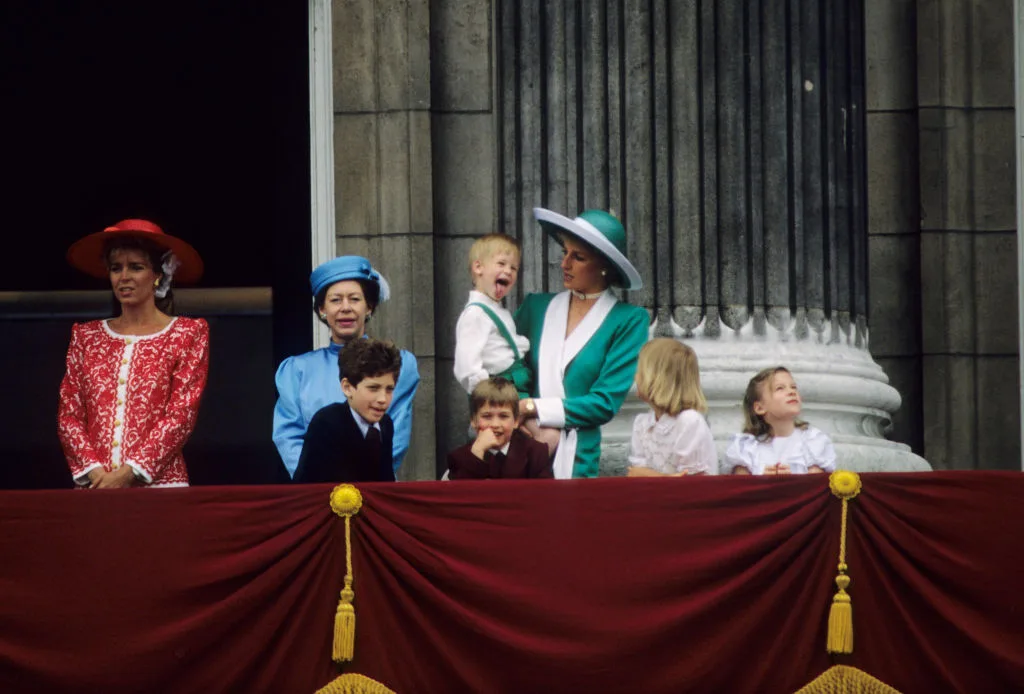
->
[827, 570, 853, 654]
[330, 485, 364, 663]
[333, 584, 356, 662]
[827, 472, 861, 655]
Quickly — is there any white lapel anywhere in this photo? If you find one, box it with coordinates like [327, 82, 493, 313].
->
[537, 292, 570, 398]
[535, 291, 617, 480]
[561, 291, 617, 369]
[536, 292, 575, 479]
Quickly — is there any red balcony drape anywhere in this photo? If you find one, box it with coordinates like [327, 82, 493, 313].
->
[0, 473, 1021, 693]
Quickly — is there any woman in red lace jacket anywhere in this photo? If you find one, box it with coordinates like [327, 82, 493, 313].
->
[58, 219, 209, 488]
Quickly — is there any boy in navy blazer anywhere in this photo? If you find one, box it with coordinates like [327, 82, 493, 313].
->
[294, 339, 402, 483]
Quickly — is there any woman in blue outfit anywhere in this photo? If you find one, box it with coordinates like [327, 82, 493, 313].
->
[273, 256, 420, 478]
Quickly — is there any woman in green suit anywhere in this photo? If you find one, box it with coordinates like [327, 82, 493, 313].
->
[515, 208, 649, 478]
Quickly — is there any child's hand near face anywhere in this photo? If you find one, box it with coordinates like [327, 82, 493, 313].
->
[470, 427, 503, 461]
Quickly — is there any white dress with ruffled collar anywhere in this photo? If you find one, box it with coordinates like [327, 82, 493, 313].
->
[724, 426, 837, 475]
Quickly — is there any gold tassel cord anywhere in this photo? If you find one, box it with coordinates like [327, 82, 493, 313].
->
[827, 471, 861, 655]
[330, 484, 364, 663]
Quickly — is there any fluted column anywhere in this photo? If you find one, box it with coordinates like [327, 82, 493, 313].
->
[498, 0, 928, 471]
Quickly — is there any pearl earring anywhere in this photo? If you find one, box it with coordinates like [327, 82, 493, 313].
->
[320, 313, 327, 320]
[601, 270, 607, 277]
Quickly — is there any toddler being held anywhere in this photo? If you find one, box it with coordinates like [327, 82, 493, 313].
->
[453, 233, 559, 454]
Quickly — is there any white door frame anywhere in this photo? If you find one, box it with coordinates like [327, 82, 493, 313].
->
[1016, 0, 1024, 468]
[309, 0, 336, 349]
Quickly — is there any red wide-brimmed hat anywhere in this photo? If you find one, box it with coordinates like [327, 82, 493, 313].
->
[67, 219, 204, 284]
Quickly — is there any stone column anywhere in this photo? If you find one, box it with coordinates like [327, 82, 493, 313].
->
[497, 0, 929, 471]
[331, 0, 436, 480]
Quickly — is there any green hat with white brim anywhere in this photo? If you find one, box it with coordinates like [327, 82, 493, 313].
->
[534, 207, 643, 291]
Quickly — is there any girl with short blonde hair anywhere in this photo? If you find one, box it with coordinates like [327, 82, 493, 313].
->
[627, 338, 717, 477]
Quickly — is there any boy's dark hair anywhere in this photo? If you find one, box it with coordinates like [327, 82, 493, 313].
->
[338, 338, 402, 386]
[470, 377, 520, 419]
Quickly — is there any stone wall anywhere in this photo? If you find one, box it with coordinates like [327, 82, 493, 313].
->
[866, 0, 923, 453]
[430, 0, 498, 472]
[866, 0, 1020, 469]
[331, 0, 437, 480]
[917, 0, 1019, 469]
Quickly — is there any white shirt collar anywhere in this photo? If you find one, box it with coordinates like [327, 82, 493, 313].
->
[487, 441, 512, 456]
[467, 289, 504, 309]
[349, 406, 382, 438]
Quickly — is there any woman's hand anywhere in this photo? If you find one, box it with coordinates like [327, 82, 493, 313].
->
[86, 468, 106, 488]
[517, 398, 538, 423]
[808, 465, 826, 474]
[93, 466, 136, 489]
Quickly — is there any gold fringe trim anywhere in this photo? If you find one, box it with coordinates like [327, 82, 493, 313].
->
[315, 673, 397, 694]
[793, 665, 902, 694]
[827, 471, 861, 655]
[330, 485, 364, 663]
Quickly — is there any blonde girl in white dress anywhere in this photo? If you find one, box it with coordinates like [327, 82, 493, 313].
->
[726, 366, 836, 476]
[626, 338, 718, 477]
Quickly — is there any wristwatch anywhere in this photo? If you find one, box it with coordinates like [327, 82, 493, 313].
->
[523, 399, 536, 415]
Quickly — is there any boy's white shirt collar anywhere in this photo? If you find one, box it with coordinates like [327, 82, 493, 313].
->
[487, 441, 512, 456]
[349, 405, 382, 438]
[467, 289, 504, 308]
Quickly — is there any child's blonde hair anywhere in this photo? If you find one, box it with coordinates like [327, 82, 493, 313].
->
[635, 338, 707, 416]
[470, 377, 520, 420]
[741, 366, 809, 440]
[468, 234, 521, 277]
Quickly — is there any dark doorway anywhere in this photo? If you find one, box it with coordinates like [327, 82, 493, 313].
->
[0, 0, 311, 487]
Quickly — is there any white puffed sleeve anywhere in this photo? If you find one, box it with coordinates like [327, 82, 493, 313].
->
[627, 412, 652, 468]
[803, 426, 837, 472]
[725, 433, 760, 474]
[671, 410, 718, 475]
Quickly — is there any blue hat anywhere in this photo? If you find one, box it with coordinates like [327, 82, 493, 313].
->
[309, 256, 391, 302]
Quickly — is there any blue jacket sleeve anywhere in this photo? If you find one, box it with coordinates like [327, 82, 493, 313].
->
[272, 357, 306, 478]
[389, 350, 420, 472]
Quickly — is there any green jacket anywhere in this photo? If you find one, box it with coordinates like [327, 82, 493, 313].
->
[515, 292, 649, 477]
